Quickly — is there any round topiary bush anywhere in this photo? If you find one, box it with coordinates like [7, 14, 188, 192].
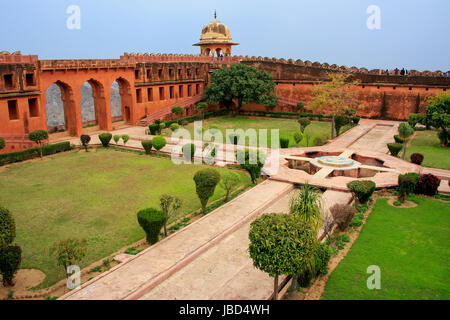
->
[80, 134, 91, 151]
[122, 134, 130, 145]
[416, 174, 441, 196]
[137, 208, 166, 244]
[298, 118, 311, 132]
[182, 143, 196, 161]
[387, 143, 403, 157]
[0, 245, 22, 286]
[170, 123, 180, 132]
[193, 168, 221, 214]
[410, 153, 424, 165]
[152, 136, 167, 155]
[280, 137, 290, 149]
[141, 140, 153, 154]
[0, 207, 16, 246]
[293, 132, 303, 147]
[347, 180, 376, 204]
[98, 133, 113, 147]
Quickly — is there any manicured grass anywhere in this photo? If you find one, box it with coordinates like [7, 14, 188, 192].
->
[406, 130, 450, 169]
[0, 149, 251, 288]
[163, 116, 352, 148]
[322, 196, 450, 300]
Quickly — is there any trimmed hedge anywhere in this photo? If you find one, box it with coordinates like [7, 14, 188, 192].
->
[387, 143, 403, 157]
[149, 124, 159, 135]
[0, 245, 22, 286]
[0, 142, 72, 166]
[347, 180, 376, 204]
[280, 137, 290, 149]
[137, 208, 166, 244]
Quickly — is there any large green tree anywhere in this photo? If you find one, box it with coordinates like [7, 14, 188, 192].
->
[203, 64, 278, 114]
[425, 92, 450, 146]
[249, 213, 317, 300]
[308, 73, 359, 139]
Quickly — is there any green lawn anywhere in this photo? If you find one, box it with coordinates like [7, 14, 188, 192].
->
[0, 149, 251, 288]
[322, 197, 450, 300]
[162, 116, 352, 148]
[406, 130, 450, 170]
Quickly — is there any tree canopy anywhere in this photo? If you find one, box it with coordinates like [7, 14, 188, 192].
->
[203, 64, 278, 113]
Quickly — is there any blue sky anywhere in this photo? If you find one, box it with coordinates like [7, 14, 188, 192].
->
[1, 0, 449, 71]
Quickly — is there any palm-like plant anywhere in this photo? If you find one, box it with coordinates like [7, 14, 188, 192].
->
[289, 182, 323, 232]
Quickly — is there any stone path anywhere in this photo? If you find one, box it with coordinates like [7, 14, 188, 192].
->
[60, 180, 294, 300]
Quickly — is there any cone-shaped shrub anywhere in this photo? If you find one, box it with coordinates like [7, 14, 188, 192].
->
[137, 208, 166, 244]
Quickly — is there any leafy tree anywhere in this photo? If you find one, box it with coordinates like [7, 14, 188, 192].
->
[98, 133, 112, 147]
[122, 134, 130, 146]
[203, 64, 278, 115]
[293, 132, 303, 147]
[236, 149, 266, 184]
[28, 130, 48, 158]
[398, 123, 414, 160]
[193, 168, 221, 214]
[137, 208, 166, 244]
[50, 238, 87, 279]
[298, 118, 311, 133]
[425, 92, 450, 146]
[249, 213, 317, 300]
[159, 195, 182, 236]
[196, 102, 208, 119]
[0, 207, 16, 247]
[152, 136, 167, 155]
[80, 134, 91, 152]
[0, 245, 22, 287]
[219, 171, 241, 202]
[308, 73, 359, 139]
[0, 137, 5, 150]
[289, 183, 323, 232]
[113, 135, 120, 145]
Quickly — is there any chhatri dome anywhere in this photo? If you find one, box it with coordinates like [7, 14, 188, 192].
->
[193, 11, 239, 57]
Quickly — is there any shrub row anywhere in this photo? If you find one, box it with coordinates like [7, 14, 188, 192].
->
[0, 142, 72, 166]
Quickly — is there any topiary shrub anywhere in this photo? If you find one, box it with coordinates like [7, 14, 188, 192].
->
[410, 153, 424, 165]
[313, 136, 324, 146]
[193, 168, 221, 215]
[0, 207, 16, 246]
[113, 135, 120, 145]
[394, 135, 403, 144]
[293, 132, 303, 147]
[141, 140, 153, 154]
[152, 136, 166, 155]
[387, 143, 403, 157]
[416, 174, 441, 196]
[347, 180, 376, 204]
[170, 123, 180, 132]
[437, 129, 449, 147]
[149, 124, 159, 135]
[298, 118, 311, 133]
[182, 143, 196, 161]
[0, 137, 5, 150]
[137, 208, 166, 244]
[122, 135, 130, 145]
[98, 133, 112, 147]
[330, 204, 355, 231]
[29, 130, 49, 158]
[398, 174, 418, 203]
[0, 245, 22, 286]
[280, 137, 290, 149]
[80, 134, 91, 152]
[351, 116, 361, 125]
[236, 149, 266, 184]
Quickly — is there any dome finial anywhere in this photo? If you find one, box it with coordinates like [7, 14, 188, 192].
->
[214, 10, 217, 19]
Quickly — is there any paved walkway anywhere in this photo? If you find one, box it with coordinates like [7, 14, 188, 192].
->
[60, 180, 294, 300]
